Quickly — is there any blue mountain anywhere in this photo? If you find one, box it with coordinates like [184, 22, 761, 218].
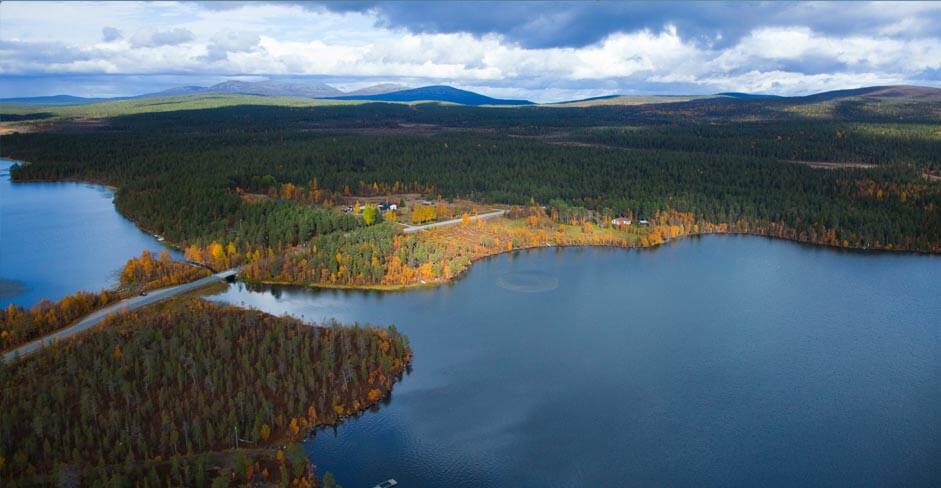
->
[330, 85, 533, 106]
[0, 95, 108, 105]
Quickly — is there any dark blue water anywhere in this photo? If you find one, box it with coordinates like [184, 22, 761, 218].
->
[0, 159, 180, 307]
[211, 237, 941, 487]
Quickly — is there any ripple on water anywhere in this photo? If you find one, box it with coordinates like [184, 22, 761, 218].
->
[496, 270, 559, 293]
[0, 279, 28, 301]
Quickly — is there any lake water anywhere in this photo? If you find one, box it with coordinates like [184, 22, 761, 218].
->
[209, 238, 941, 487]
[0, 159, 179, 307]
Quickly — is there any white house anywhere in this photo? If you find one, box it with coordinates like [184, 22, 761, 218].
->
[611, 217, 632, 226]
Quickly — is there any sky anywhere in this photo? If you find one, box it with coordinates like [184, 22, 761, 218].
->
[1, 1, 940, 102]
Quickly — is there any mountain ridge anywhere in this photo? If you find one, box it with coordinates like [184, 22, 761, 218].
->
[2, 83, 938, 107]
[329, 85, 534, 105]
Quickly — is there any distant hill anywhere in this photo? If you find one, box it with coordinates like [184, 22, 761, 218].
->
[5, 83, 938, 110]
[137, 85, 208, 98]
[0, 95, 107, 105]
[133, 80, 343, 99]
[717, 92, 784, 100]
[203, 80, 343, 98]
[549, 94, 715, 107]
[332, 85, 534, 106]
[551, 94, 622, 104]
[345, 83, 409, 96]
[800, 85, 941, 101]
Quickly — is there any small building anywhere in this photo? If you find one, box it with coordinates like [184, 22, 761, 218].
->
[611, 217, 632, 226]
[639, 219, 650, 225]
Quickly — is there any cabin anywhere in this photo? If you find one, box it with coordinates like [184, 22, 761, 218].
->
[639, 219, 650, 225]
[611, 217, 632, 226]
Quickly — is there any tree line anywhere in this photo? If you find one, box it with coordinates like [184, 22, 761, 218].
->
[244, 201, 936, 291]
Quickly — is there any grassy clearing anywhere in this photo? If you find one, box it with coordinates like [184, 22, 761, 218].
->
[546, 95, 716, 107]
[0, 93, 364, 118]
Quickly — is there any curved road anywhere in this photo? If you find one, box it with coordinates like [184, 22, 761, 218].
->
[401, 209, 506, 233]
[2, 269, 238, 362]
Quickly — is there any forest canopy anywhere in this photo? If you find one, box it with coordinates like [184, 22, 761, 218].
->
[4, 111, 940, 252]
[0, 298, 411, 486]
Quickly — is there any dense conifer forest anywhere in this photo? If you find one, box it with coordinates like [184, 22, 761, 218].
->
[0, 299, 411, 486]
[4, 99, 940, 253]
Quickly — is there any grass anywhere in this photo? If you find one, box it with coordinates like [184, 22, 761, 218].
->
[546, 95, 717, 107]
[0, 93, 365, 118]
[0, 93, 719, 120]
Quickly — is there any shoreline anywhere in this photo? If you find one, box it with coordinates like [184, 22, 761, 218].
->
[4, 159, 188, 253]
[4, 164, 939, 298]
[8, 175, 119, 191]
[239, 229, 941, 296]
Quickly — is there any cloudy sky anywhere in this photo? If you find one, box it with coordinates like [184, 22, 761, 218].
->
[1, 1, 940, 101]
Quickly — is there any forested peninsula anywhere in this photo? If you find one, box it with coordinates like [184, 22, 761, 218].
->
[0, 298, 411, 486]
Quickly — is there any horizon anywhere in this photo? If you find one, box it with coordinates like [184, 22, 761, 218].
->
[2, 1, 940, 103]
[3, 77, 939, 105]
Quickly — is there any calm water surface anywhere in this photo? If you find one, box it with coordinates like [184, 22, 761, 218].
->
[0, 158, 179, 306]
[211, 237, 941, 487]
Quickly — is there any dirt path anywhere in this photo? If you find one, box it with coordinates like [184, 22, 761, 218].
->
[400, 209, 507, 233]
[783, 160, 878, 170]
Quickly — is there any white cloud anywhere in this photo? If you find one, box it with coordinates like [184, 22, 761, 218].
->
[715, 27, 941, 74]
[201, 31, 263, 62]
[0, 1, 939, 100]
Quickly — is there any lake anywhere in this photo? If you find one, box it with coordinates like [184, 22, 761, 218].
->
[209, 238, 941, 487]
[2, 158, 938, 486]
[0, 159, 179, 307]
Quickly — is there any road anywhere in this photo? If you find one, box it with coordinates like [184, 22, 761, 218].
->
[2, 268, 238, 362]
[401, 209, 506, 233]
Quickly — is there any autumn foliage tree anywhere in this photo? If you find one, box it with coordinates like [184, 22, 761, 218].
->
[362, 204, 381, 225]
[0, 290, 117, 352]
[120, 250, 211, 291]
[410, 205, 437, 224]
